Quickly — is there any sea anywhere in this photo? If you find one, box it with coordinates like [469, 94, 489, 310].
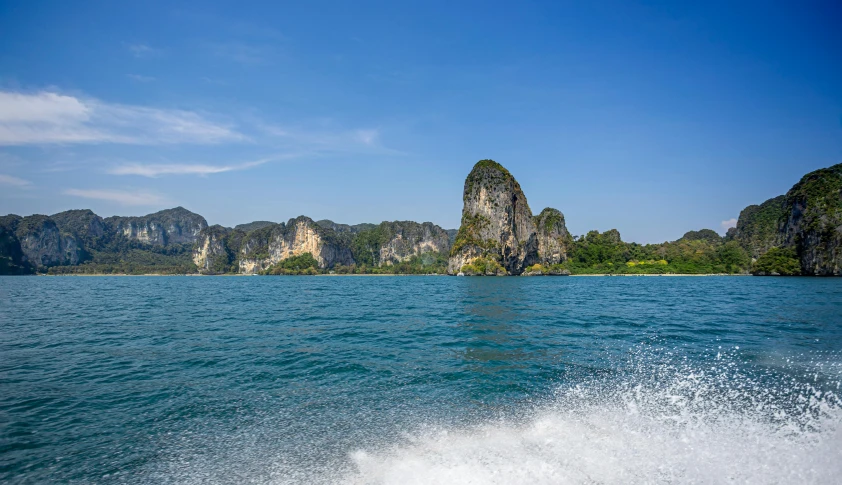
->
[1, 275, 841, 484]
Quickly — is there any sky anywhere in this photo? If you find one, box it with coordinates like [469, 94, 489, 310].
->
[0, 0, 840, 243]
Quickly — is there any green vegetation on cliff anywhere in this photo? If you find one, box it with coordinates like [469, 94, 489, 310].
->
[751, 247, 801, 276]
[460, 256, 505, 276]
[263, 253, 321, 275]
[559, 229, 751, 275]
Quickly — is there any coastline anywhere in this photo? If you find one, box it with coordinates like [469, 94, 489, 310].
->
[34, 272, 752, 277]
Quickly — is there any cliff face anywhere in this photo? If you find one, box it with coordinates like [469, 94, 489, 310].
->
[193, 225, 244, 274]
[448, 160, 539, 275]
[238, 217, 354, 273]
[0, 216, 31, 274]
[234, 221, 275, 233]
[51, 209, 105, 246]
[780, 163, 842, 275]
[377, 221, 451, 265]
[316, 220, 377, 234]
[14, 215, 84, 268]
[105, 207, 207, 246]
[533, 208, 572, 265]
[730, 196, 786, 259]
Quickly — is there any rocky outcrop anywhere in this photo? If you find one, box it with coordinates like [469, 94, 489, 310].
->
[679, 229, 722, 244]
[238, 217, 354, 273]
[51, 209, 105, 246]
[316, 220, 377, 234]
[729, 196, 786, 258]
[448, 160, 539, 275]
[377, 221, 451, 265]
[0, 215, 32, 274]
[534, 208, 572, 265]
[779, 163, 842, 275]
[105, 207, 207, 246]
[234, 221, 276, 233]
[14, 215, 84, 268]
[193, 225, 244, 274]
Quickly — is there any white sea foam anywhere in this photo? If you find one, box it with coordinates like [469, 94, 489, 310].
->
[340, 354, 842, 485]
[156, 351, 842, 484]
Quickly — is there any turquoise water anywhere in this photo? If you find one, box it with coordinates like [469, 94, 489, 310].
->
[1, 276, 841, 484]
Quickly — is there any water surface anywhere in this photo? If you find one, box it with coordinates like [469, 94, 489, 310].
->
[1, 276, 840, 483]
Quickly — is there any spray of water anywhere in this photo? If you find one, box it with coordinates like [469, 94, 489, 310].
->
[153, 349, 842, 484]
[343, 349, 842, 484]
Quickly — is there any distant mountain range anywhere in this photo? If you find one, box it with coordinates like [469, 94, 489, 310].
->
[1, 161, 840, 276]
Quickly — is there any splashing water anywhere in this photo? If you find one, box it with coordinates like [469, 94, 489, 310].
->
[4, 276, 842, 484]
[341, 350, 842, 485]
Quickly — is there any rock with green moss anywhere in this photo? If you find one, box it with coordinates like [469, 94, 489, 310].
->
[14, 214, 85, 269]
[751, 247, 801, 276]
[193, 225, 245, 274]
[780, 163, 842, 275]
[105, 207, 208, 246]
[534, 207, 572, 265]
[0, 215, 32, 274]
[448, 160, 539, 275]
[729, 196, 786, 258]
[238, 216, 354, 273]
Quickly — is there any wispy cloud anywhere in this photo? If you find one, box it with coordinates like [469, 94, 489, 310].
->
[355, 129, 379, 145]
[721, 218, 737, 230]
[0, 173, 31, 187]
[259, 124, 397, 154]
[127, 74, 156, 83]
[63, 188, 167, 206]
[126, 43, 156, 58]
[108, 157, 274, 177]
[0, 90, 246, 146]
[205, 41, 272, 65]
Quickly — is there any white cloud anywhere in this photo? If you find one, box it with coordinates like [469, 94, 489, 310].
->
[63, 188, 167, 206]
[0, 90, 246, 146]
[0, 174, 31, 187]
[355, 129, 379, 145]
[127, 74, 156, 83]
[108, 158, 272, 177]
[205, 41, 270, 65]
[127, 43, 155, 58]
[721, 218, 738, 230]
[259, 124, 398, 155]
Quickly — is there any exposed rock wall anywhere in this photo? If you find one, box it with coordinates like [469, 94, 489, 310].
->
[447, 160, 539, 275]
[105, 207, 207, 246]
[14, 215, 83, 268]
[377, 221, 451, 265]
[534, 208, 572, 265]
[193, 225, 243, 274]
[238, 217, 354, 273]
[729, 196, 786, 259]
[0, 215, 31, 274]
[779, 163, 842, 275]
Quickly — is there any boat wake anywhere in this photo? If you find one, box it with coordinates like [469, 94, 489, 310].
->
[343, 350, 842, 484]
[156, 349, 842, 484]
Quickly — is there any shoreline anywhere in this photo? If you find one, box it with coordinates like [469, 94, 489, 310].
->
[33, 272, 753, 277]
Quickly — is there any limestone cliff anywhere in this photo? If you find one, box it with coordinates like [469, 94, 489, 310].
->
[0, 215, 32, 274]
[780, 163, 842, 275]
[193, 225, 244, 274]
[234, 221, 276, 233]
[316, 219, 377, 234]
[533, 208, 572, 265]
[238, 217, 354, 273]
[376, 221, 451, 265]
[105, 207, 207, 246]
[51, 209, 105, 247]
[448, 160, 539, 275]
[14, 215, 84, 268]
[729, 195, 786, 258]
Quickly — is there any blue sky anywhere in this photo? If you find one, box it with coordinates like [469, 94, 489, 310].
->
[0, 0, 840, 243]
